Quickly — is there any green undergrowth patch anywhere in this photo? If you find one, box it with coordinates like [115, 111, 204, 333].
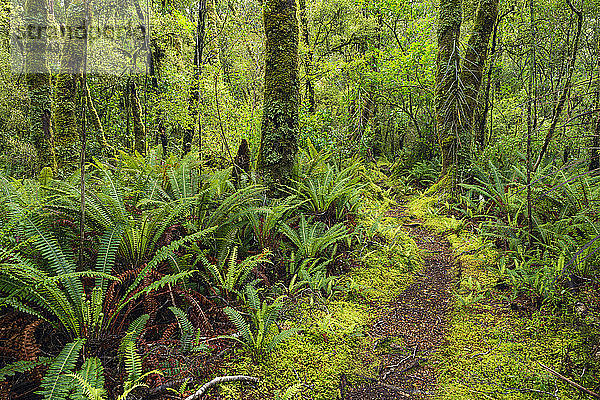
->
[218, 197, 421, 399]
[351, 198, 421, 303]
[437, 308, 595, 399]
[221, 300, 377, 399]
[407, 194, 600, 400]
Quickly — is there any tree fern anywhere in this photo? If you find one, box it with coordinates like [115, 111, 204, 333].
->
[38, 338, 85, 400]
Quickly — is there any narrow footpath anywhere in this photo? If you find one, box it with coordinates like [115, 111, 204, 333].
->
[347, 204, 454, 399]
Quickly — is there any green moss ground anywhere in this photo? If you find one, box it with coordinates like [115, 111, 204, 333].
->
[408, 195, 600, 400]
[217, 197, 421, 399]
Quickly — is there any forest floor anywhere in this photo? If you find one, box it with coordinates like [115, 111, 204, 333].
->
[347, 203, 454, 399]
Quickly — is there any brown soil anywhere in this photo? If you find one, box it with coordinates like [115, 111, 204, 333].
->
[346, 205, 454, 399]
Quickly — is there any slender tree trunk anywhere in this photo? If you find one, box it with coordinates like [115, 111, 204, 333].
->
[473, 6, 509, 150]
[533, 0, 583, 172]
[461, 0, 499, 126]
[24, 0, 54, 172]
[131, 81, 146, 155]
[184, 0, 207, 156]
[298, 0, 315, 113]
[258, 0, 300, 196]
[435, 0, 462, 180]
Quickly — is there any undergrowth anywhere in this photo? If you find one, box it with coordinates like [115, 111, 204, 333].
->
[407, 195, 600, 399]
[218, 196, 420, 399]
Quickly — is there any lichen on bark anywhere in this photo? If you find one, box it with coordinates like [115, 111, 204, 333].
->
[435, 0, 462, 179]
[258, 0, 300, 197]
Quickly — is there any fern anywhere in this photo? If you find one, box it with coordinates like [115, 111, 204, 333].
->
[122, 341, 143, 384]
[119, 314, 149, 357]
[38, 338, 85, 400]
[68, 357, 106, 400]
[275, 383, 302, 400]
[0, 359, 47, 380]
[223, 306, 254, 345]
[95, 224, 125, 293]
[169, 306, 195, 352]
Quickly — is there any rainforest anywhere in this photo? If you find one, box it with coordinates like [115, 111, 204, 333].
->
[0, 0, 599, 399]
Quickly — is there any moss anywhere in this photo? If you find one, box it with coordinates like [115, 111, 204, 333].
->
[258, 0, 300, 196]
[436, 308, 598, 400]
[409, 193, 600, 399]
[218, 197, 420, 399]
[220, 300, 377, 400]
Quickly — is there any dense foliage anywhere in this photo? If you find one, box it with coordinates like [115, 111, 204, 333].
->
[0, 0, 598, 398]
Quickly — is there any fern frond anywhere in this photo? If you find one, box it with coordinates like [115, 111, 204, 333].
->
[69, 357, 106, 400]
[95, 224, 125, 293]
[169, 306, 195, 352]
[223, 306, 253, 345]
[119, 314, 149, 357]
[266, 327, 299, 353]
[123, 341, 142, 383]
[38, 338, 85, 400]
[0, 359, 44, 380]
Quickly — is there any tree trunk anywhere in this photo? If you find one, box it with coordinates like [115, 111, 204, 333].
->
[470, 1, 504, 150]
[461, 0, 499, 127]
[184, 0, 207, 156]
[298, 0, 315, 113]
[131, 81, 146, 155]
[258, 0, 300, 197]
[24, 0, 54, 172]
[435, 0, 462, 180]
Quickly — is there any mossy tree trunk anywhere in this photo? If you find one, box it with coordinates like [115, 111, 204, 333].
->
[436, 0, 498, 183]
[130, 81, 146, 155]
[184, 0, 207, 156]
[54, 0, 87, 167]
[25, 0, 54, 172]
[258, 0, 300, 197]
[435, 0, 462, 180]
[461, 0, 499, 128]
[591, 36, 600, 173]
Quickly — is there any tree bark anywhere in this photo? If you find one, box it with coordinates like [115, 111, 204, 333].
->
[131, 81, 146, 155]
[461, 0, 499, 128]
[184, 0, 207, 156]
[435, 0, 462, 179]
[298, 0, 315, 113]
[258, 0, 300, 197]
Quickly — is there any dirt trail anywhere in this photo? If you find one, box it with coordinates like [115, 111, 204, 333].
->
[346, 205, 454, 399]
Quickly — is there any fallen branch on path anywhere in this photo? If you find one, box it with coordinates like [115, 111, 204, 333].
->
[184, 375, 260, 400]
[537, 361, 600, 399]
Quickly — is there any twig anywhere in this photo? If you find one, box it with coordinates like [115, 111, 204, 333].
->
[184, 375, 259, 400]
[537, 362, 600, 399]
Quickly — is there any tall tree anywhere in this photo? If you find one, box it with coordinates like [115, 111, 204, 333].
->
[435, 0, 462, 180]
[435, 0, 498, 183]
[24, 0, 54, 171]
[258, 0, 300, 196]
[299, 0, 315, 113]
